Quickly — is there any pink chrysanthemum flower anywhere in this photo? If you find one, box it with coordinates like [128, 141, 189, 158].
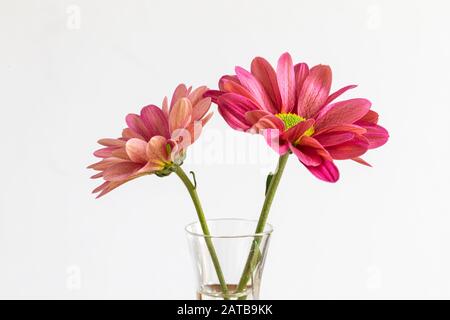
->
[89, 84, 213, 198]
[206, 52, 388, 182]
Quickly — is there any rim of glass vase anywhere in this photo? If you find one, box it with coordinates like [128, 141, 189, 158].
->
[185, 218, 274, 239]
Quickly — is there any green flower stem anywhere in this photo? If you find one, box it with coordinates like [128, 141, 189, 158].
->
[236, 153, 289, 299]
[175, 166, 229, 298]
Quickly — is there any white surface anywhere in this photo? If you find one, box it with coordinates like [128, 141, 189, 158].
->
[0, 0, 449, 299]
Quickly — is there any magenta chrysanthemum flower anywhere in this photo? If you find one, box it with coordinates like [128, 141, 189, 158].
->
[89, 84, 213, 198]
[206, 52, 388, 182]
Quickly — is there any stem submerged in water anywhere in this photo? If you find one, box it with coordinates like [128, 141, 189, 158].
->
[236, 153, 289, 298]
[175, 166, 229, 298]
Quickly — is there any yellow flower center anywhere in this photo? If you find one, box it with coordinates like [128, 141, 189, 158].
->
[275, 113, 315, 136]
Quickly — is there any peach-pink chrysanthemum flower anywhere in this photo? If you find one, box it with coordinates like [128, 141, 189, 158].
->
[89, 84, 213, 198]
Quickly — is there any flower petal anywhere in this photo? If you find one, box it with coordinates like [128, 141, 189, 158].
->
[359, 110, 379, 124]
[125, 114, 150, 140]
[245, 110, 270, 125]
[97, 139, 126, 147]
[192, 97, 211, 121]
[162, 96, 169, 117]
[294, 63, 309, 100]
[169, 97, 192, 132]
[219, 75, 258, 103]
[170, 84, 188, 109]
[352, 157, 372, 167]
[251, 115, 285, 131]
[297, 65, 332, 118]
[314, 132, 355, 147]
[289, 142, 322, 166]
[314, 124, 367, 136]
[217, 93, 259, 130]
[356, 121, 389, 149]
[325, 85, 357, 105]
[140, 105, 170, 138]
[146, 135, 170, 163]
[276, 52, 296, 113]
[111, 148, 130, 160]
[304, 160, 339, 183]
[203, 90, 223, 104]
[326, 134, 369, 160]
[315, 98, 372, 131]
[125, 138, 149, 163]
[122, 128, 145, 140]
[103, 162, 142, 182]
[251, 57, 282, 108]
[94, 181, 128, 198]
[235, 66, 276, 113]
[88, 157, 125, 171]
[94, 147, 115, 158]
[188, 86, 208, 107]
[298, 136, 332, 161]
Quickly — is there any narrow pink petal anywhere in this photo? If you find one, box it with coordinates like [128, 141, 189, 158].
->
[217, 93, 259, 130]
[92, 181, 109, 194]
[88, 157, 125, 171]
[97, 139, 126, 147]
[327, 134, 369, 160]
[125, 114, 150, 140]
[251, 57, 282, 108]
[356, 121, 389, 149]
[305, 160, 339, 183]
[95, 181, 128, 198]
[325, 85, 357, 105]
[294, 63, 309, 100]
[170, 84, 188, 109]
[289, 142, 322, 166]
[314, 124, 367, 136]
[235, 66, 276, 113]
[103, 162, 142, 182]
[94, 147, 115, 158]
[276, 52, 296, 113]
[315, 98, 372, 131]
[169, 98, 192, 132]
[140, 105, 170, 138]
[245, 110, 270, 125]
[162, 96, 169, 117]
[192, 97, 211, 121]
[352, 157, 372, 167]
[122, 128, 145, 140]
[90, 172, 103, 179]
[188, 86, 208, 106]
[125, 138, 149, 163]
[297, 65, 332, 118]
[314, 132, 355, 147]
[251, 115, 285, 131]
[281, 119, 315, 143]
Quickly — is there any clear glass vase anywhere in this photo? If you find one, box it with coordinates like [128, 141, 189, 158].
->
[185, 218, 273, 300]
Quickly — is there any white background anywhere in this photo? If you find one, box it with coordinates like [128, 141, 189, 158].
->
[1, 0, 449, 299]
